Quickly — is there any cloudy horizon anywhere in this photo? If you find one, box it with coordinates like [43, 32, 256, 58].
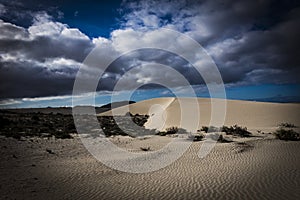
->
[0, 0, 300, 108]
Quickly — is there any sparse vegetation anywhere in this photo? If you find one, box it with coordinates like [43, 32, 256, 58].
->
[0, 116, 12, 128]
[278, 122, 297, 128]
[0, 110, 154, 139]
[222, 125, 251, 137]
[0, 110, 255, 140]
[199, 126, 220, 133]
[187, 132, 205, 141]
[217, 134, 233, 143]
[98, 113, 152, 137]
[200, 125, 251, 137]
[0, 111, 74, 139]
[156, 126, 188, 136]
[273, 128, 300, 141]
[192, 133, 205, 141]
[234, 142, 254, 153]
[140, 147, 151, 151]
[189, 132, 232, 142]
[166, 127, 179, 134]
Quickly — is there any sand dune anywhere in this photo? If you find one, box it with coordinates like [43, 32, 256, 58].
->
[1, 98, 300, 199]
[101, 97, 300, 131]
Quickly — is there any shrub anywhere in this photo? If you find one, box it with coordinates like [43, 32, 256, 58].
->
[156, 127, 188, 136]
[2, 132, 21, 140]
[273, 128, 300, 141]
[53, 131, 73, 139]
[192, 134, 204, 141]
[140, 147, 150, 151]
[131, 114, 149, 127]
[199, 125, 251, 137]
[278, 122, 297, 128]
[202, 132, 232, 142]
[156, 131, 167, 136]
[199, 126, 208, 133]
[199, 126, 220, 133]
[0, 116, 11, 128]
[165, 127, 178, 134]
[31, 115, 39, 121]
[217, 134, 232, 143]
[221, 126, 231, 134]
[222, 125, 251, 137]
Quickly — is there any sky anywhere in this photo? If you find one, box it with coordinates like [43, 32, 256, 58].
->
[0, 0, 300, 108]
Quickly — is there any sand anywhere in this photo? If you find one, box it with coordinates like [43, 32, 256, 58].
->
[1, 98, 300, 199]
[1, 136, 299, 199]
[101, 97, 300, 132]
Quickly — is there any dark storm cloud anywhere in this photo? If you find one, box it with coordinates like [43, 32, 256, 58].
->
[0, 59, 76, 98]
[122, 0, 300, 85]
[0, 0, 63, 28]
[208, 7, 300, 84]
[0, 0, 300, 103]
[0, 12, 95, 99]
[0, 36, 93, 62]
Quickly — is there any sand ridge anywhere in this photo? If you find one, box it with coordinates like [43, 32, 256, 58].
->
[100, 97, 300, 131]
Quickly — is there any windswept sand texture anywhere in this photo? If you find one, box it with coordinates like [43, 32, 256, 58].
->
[1, 98, 300, 199]
[101, 97, 300, 131]
[1, 136, 299, 199]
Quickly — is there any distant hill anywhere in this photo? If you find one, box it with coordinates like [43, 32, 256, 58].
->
[247, 95, 300, 103]
[73, 101, 136, 114]
[4, 101, 136, 115]
[96, 101, 136, 113]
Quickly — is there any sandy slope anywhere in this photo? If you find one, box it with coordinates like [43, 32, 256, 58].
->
[0, 136, 299, 200]
[1, 98, 300, 199]
[100, 97, 300, 132]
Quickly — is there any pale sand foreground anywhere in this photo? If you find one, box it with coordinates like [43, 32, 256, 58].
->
[0, 135, 299, 200]
[1, 98, 300, 199]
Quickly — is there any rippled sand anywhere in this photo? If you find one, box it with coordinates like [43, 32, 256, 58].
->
[0, 135, 299, 200]
[1, 98, 300, 199]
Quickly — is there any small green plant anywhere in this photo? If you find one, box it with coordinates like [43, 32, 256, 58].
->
[273, 128, 300, 141]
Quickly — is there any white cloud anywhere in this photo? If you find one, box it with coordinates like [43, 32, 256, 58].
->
[22, 95, 72, 102]
[29, 14, 64, 37]
[1, 0, 299, 103]
[0, 13, 96, 99]
[28, 12, 89, 40]
[61, 28, 89, 40]
[0, 19, 29, 40]
[0, 99, 21, 106]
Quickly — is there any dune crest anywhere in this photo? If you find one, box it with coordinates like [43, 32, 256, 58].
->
[100, 97, 300, 131]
